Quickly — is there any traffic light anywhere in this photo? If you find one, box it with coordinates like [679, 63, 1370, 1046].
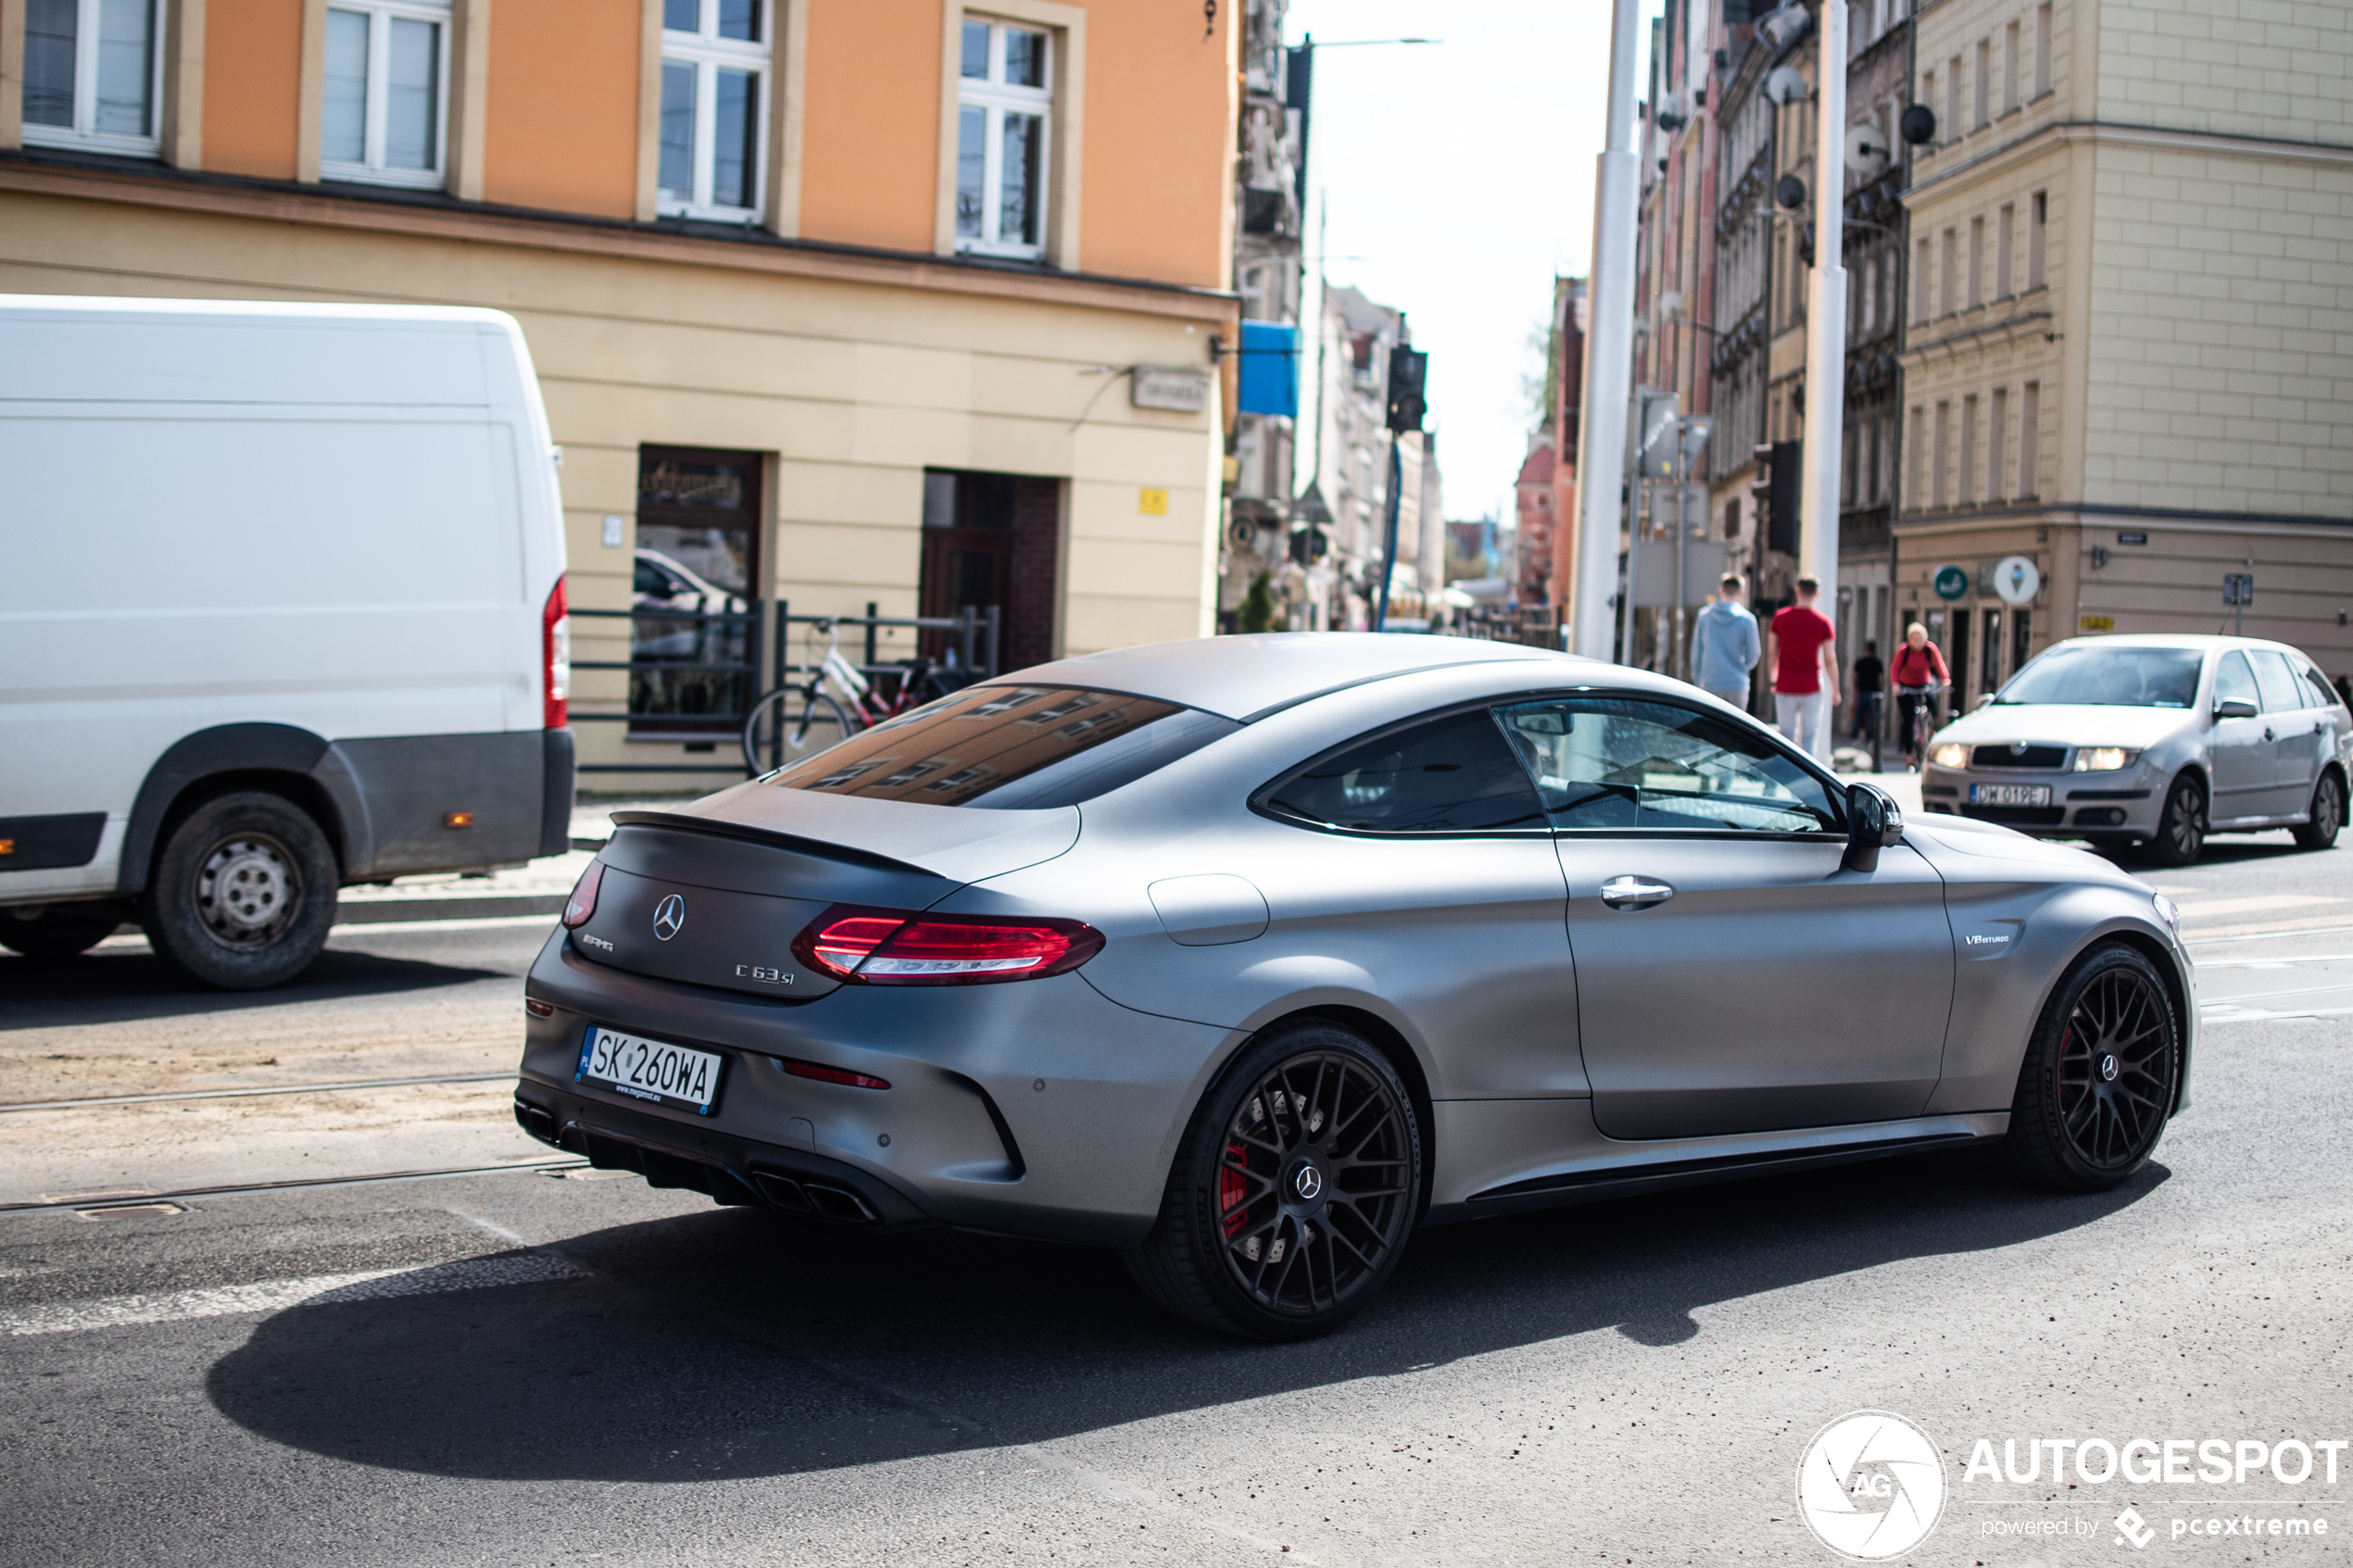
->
[1385, 347, 1428, 433]
[1749, 440, 1802, 555]
[1288, 524, 1329, 565]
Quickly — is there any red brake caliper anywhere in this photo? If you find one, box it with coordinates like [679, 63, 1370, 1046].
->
[1220, 1141, 1250, 1236]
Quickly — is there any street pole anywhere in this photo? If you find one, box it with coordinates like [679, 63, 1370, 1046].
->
[1375, 434, 1402, 630]
[1799, 0, 1849, 621]
[1571, 0, 1643, 660]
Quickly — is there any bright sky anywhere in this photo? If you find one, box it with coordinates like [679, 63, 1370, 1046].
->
[1283, 0, 1667, 526]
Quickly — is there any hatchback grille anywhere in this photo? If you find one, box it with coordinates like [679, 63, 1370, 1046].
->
[1962, 804, 2067, 827]
[1971, 744, 2068, 770]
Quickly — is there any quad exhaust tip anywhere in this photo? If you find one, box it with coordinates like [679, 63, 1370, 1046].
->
[513, 1094, 882, 1227]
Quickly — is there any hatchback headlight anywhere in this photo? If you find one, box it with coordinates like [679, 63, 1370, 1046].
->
[1927, 743, 1969, 769]
[2075, 747, 2142, 772]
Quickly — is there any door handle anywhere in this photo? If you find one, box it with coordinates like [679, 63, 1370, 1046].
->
[1600, 875, 1675, 910]
[2264, 726, 2275, 741]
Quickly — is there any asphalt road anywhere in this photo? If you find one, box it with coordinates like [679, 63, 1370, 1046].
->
[2, 829, 2347, 1565]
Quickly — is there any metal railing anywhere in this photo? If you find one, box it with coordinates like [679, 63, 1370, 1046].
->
[571, 600, 1000, 778]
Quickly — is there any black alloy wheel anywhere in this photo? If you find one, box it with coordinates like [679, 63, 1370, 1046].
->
[2292, 771, 2344, 851]
[1126, 1022, 1422, 1340]
[2002, 943, 2179, 1190]
[2144, 773, 2205, 867]
[141, 791, 338, 990]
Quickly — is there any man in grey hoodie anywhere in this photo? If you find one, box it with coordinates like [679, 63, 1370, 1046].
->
[1690, 573, 1760, 710]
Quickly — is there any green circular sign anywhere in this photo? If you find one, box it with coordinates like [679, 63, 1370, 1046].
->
[1932, 564, 1970, 601]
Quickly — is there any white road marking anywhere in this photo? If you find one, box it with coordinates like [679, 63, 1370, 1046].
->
[2200, 952, 2353, 969]
[2171, 894, 2347, 919]
[2200, 982, 2353, 1009]
[1, 1252, 586, 1336]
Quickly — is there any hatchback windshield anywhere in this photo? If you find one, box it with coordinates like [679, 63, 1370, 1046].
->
[1996, 646, 2203, 708]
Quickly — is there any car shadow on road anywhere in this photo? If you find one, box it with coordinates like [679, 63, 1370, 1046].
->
[206, 1148, 2166, 1482]
[0, 947, 506, 1031]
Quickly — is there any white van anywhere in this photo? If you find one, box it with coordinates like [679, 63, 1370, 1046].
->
[0, 295, 573, 988]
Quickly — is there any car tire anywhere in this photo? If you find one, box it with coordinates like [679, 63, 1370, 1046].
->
[0, 901, 129, 959]
[140, 791, 338, 991]
[1124, 1021, 1423, 1341]
[2000, 942, 2179, 1192]
[2142, 773, 2205, 867]
[2291, 770, 2344, 851]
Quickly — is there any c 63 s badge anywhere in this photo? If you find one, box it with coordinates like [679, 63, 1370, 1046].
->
[736, 964, 794, 985]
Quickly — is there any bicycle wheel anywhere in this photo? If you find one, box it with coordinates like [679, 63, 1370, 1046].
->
[741, 687, 854, 776]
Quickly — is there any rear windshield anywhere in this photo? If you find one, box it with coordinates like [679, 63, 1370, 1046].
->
[1996, 646, 2203, 708]
[765, 684, 1235, 808]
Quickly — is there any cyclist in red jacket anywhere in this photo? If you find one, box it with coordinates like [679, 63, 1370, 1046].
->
[1891, 622, 1952, 771]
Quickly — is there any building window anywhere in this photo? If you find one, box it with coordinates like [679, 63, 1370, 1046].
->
[1940, 227, 1957, 316]
[321, 1, 448, 187]
[1931, 401, 1951, 508]
[2018, 382, 2041, 498]
[1996, 203, 2016, 297]
[2027, 190, 2047, 288]
[2033, 2, 2053, 95]
[1968, 216, 1984, 308]
[1959, 395, 1979, 505]
[955, 18, 1051, 259]
[1944, 56, 1961, 140]
[1987, 386, 2009, 503]
[1906, 406, 1926, 509]
[1914, 238, 1932, 324]
[660, 0, 770, 221]
[1973, 38, 1990, 128]
[631, 445, 762, 737]
[2003, 20, 2020, 113]
[21, 0, 161, 157]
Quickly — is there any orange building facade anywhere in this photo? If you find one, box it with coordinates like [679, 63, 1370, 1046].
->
[1, 0, 1238, 788]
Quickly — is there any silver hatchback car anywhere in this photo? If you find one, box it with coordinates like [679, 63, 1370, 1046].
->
[516, 635, 2194, 1338]
[1920, 634, 2349, 865]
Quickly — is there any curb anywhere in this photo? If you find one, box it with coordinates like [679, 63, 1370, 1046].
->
[333, 894, 568, 924]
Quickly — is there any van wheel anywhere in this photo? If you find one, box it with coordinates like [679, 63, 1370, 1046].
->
[0, 901, 128, 959]
[2292, 771, 2344, 851]
[142, 792, 337, 990]
[1124, 1022, 1422, 1341]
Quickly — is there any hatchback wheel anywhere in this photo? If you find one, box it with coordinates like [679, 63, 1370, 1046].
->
[2002, 943, 2179, 1191]
[2143, 773, 2205, 867]
[2292, 771, 2344, 851]
[142, 792, 338, 990]
[1126, 1022, 1422, 1340]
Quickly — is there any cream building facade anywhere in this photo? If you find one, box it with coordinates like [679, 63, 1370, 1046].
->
[1898, 0, 2353, 706]
[0, 0, 1238, 790]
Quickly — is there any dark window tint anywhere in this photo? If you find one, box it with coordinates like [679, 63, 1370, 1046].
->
[1265, 709, 1548, 834]
[768, 685, 1187, 807]
[1497, 696, 1840, 834]
[2302, 663, 2342, 709]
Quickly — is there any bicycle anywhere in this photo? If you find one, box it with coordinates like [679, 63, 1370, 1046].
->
[1897, 682, 1945, 772]
[739, 619, 970, 775]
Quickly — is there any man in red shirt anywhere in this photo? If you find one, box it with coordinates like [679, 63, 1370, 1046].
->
[1767, 575, 1840, 760]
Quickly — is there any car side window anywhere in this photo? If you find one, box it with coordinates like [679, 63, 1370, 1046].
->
[1264, 708, 1549, 834]
[2246, 649, 2304, 713]
[2215, 651, 2260, 710]
[1495, 696, 1841, 834]
[2301, 662, 2342, 709]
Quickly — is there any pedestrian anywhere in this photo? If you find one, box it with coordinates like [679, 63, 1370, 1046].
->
[1850, 639, 1885, 750]
[1891, 622, 1952, 771]
[1767, 575, 1840, 760]
[1690, 572, 1761, 711]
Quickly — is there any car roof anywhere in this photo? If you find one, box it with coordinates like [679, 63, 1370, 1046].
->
[988, 633, 1596, 721]
[2047, 633, 2304, 656]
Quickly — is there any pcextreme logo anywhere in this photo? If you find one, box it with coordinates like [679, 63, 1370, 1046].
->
[1796, 1411, 1948, 1560]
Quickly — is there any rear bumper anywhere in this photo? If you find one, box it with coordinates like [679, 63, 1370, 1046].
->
[517, 933, 1239, 1248]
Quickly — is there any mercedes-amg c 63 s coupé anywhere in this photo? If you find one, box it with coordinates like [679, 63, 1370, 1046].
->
[514, 634, 2193, 1338]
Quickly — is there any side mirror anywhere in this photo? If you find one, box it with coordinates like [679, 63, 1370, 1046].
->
[2214, 697, 2259, 720]
[1973, 692, 1997, 709]
[1843, 782, 1904, 873]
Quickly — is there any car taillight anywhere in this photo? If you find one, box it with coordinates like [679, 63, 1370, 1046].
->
[791, 905, 1103, 986]
[561, 860, 603, 929]
[543, 576, 570, 729]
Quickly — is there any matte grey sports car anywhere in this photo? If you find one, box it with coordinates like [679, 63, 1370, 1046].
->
[514, 634, 2195, 1338]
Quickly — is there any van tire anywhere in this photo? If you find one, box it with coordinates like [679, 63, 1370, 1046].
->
[142, 792, 337, 990]
[0, 901, 127, 959]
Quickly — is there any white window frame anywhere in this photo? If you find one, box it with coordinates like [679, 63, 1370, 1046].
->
[954, 17, 1052, 260]
[659, 0, 773, 223]
[319, 0, 453, 190]
[20, 0, 164, 157]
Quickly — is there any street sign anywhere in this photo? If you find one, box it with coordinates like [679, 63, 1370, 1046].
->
[2223, 572, 2254, 607]
[2079, 614, 2115, 633]
[1932, 564, 1970, 601]
[1991, 555, 2041, 606]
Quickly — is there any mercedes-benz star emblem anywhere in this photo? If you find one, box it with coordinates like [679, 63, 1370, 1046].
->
[1293, 1165, 1323, 1201]
[652, 894, 686, 942]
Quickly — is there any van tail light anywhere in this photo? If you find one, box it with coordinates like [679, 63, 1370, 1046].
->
[543, 576, 571, 729]
[561, 860, 603, 929]
[791, 905, 1103, 986]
